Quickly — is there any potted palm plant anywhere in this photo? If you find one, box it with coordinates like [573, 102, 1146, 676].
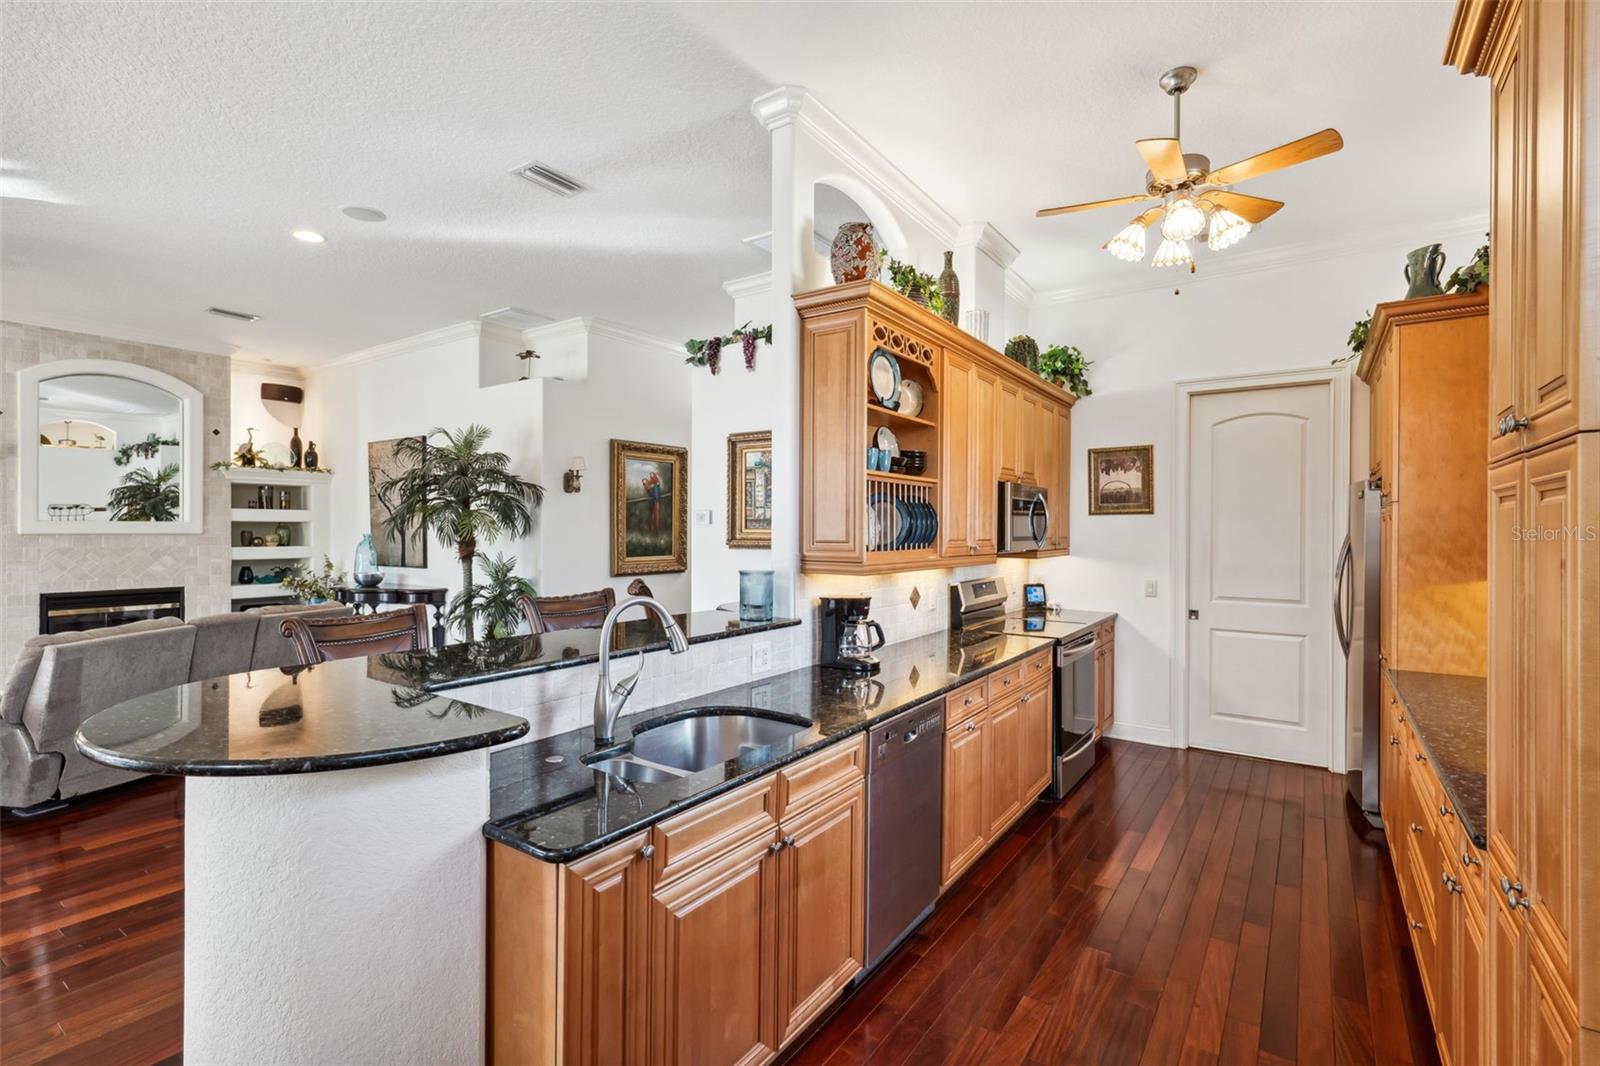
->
[450, 553, 537, 640]
[107, 464, 180, 521]
[377, 425, 543, 641]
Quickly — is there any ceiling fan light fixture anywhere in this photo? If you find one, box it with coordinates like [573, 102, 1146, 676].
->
[1103, 221, 1147, 263]
[1152, 238, 1193, 269]
[1159, 196, 1207, 242]
[1206, 207, 1251, 251]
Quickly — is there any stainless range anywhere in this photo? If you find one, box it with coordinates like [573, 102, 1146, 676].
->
[950, 576, 1102, 800]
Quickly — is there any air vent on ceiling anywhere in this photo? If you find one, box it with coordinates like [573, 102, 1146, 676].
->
[206, 306, 260, 322]
[511, 160, 586, 197]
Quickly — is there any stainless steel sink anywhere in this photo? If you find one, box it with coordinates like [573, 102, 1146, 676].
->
[584, 757, 686, 784]
[629, 708, 810, 772]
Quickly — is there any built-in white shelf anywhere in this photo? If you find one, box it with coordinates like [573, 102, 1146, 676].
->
[231, 508, 312, 523]
[223, 467, 333, 487]
[231, 583, 296, 600]
[232, 546, 313, 562]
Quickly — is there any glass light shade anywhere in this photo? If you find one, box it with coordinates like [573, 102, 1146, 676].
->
[1151, 238, 1193, 269]
[1206, 208, 1251, 251]
[1159, 197, 1207, 241]
[1102, 222, 1147, 263]
[569, 455, 587, 473]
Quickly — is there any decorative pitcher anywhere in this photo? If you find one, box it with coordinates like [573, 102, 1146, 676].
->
[1403, 244, 1447, 298]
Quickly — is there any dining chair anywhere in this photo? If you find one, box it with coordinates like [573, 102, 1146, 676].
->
[280, 604, 431, 665]
[515, 589, 616, 635]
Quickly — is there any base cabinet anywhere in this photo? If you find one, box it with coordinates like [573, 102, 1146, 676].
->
[940, 710, 988, 887]
[1094, 622, 1115, 735]
[490, 738, 867, 1066]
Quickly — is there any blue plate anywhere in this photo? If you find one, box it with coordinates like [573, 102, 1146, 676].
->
[869, 348, 901, 409]
[893, 497, 913, 549]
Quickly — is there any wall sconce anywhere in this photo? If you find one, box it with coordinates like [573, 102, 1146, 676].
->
[563, 456, 586, 493]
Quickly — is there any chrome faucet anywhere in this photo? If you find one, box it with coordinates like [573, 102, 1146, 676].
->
[593, 596, 688, 745]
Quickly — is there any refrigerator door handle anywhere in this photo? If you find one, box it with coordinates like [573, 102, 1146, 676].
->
[1333, 534, 1353, 655]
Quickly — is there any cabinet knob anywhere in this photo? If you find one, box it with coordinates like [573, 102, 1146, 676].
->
[1500, 876, 1532, 911]
[1389, 735, 1400, 747]
[965, 721, 976, 733]
[1409, 822, 1424, 835]
[639, 843, 656, 860]
[1439, 803, 1453, 818]
[1441, 871, 1463, 895]
[1413, 753, 1426, 763]
[1461, 851, 1481, 868]
[768, 840, 785, 854]
[781, 835, 796, 849]
[1409, 918, 1425, 931]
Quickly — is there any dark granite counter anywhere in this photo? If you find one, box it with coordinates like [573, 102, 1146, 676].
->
[1388, 668, 1487, 849]
[367, 609, 800, 692]
[485, 627, 1055, 862]
[76, 658, 528, 776]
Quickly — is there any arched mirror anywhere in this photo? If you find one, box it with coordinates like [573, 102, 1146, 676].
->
[16, 360, 205, 533]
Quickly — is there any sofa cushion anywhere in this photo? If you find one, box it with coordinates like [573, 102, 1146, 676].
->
[2, 616, 186, 726]
[22, 623, 198, 749]
[245, 603, 353, 669]
[188, 612, 260, 681]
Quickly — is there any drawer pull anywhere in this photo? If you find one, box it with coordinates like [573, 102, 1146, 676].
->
[1461, 851, 1481, 868]
[781, 835, 796, 849]
[639, 843, 656, 860]
[1408, 918, 1424, 931]
[1413, 753, 1426, 763]
[1500, 876, 1532, 911]
[965, 721, 977, 733]
[1389, 735, 1400, 747]
[1441, 872, 1463, 895]
[1409, 822, 1424, 835]
[1439, 803, 1453, 818]
[768, 840, 785, 854]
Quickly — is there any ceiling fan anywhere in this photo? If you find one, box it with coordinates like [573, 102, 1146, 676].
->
[1036, 66, 1344, 270]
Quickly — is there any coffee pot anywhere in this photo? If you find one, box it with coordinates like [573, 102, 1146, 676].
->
[819, 595, 886, 675]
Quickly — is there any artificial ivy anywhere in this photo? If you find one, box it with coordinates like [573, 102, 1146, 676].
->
[684, 321, 773, 375]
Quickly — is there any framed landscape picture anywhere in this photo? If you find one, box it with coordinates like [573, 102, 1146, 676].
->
[1088, 445, 1154, 515]
[726, 431, 772, 549]
[611, 439, 688, 575]
[367, 436, 428, 567]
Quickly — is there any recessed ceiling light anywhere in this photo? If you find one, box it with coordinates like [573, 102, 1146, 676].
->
[291, 229, 325, 244]
[207, 306, 261, 322]
[340, 205, 387, 222]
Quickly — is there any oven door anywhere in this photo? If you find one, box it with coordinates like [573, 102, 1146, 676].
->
[999, 482, 1050, 552]
[1051, 632, 1098, 798]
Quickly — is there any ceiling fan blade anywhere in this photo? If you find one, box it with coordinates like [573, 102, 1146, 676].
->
[1206, 128, 1344, 186]
[1135, 138, 1188, 183]
[1202, 189, 1285, 223]
[1131, 206, 1165, 228]
[1036, 193, 1152, 219]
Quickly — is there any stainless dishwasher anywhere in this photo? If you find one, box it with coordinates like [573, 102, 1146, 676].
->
[863, 700, 944, 972]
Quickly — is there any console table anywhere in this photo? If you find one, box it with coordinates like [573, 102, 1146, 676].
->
[335, 585, 448, 648]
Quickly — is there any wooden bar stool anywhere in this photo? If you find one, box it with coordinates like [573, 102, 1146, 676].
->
[514, 589, 617, 635]
[280, 604, 432, 664]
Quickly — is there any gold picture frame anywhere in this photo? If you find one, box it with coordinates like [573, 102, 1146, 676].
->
[726, 431, 772, 549]
[1088, 445, 1155, 515]
[610, 439, 688, 575]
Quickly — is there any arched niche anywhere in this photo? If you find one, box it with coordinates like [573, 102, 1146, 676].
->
[808, 175, 912, 288]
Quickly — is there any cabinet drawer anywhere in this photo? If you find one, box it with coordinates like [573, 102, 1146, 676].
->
[945, 678, 987, 725]
[1022, 649, 1052, 690]
[651, 776, 777, 886]
[776, 735, 865, 819]
[987, 664, 1024, 703]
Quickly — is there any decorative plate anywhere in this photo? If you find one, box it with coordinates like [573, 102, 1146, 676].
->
[898, 379, 924, 419]
[875, 426, 900, 458]
[893, 498, 913, 549]
[869, 349, 901, 409]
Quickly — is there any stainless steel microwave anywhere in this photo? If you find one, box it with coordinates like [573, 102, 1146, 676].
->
[999, 481, 1050, 552]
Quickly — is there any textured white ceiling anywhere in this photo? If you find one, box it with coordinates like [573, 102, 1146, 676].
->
[2, 2, 1486, 367]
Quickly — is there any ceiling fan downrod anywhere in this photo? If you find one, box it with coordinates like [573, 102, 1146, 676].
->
[1159, 65, 1198, 141]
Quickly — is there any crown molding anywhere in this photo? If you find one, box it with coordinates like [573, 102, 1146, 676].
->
[521, 315, 681, 358]
[6, 312, 239, 357]
[1030, 212, 1490, 307]
[318, 320, 482, 372]
[1004, 270, 1035, 309]
[956, 222, 1021, 270]
[750, 86, 809, 132]
[230, 358, 304, 380]
[584, 318, 683, 357]
[723, 272, 773, 302]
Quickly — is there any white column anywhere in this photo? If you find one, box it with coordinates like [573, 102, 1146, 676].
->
[183, 749, 492, 1065]
[952, 222, 1021, 346]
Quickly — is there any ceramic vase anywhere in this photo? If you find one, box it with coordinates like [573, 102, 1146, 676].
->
[274, 523, 292, 547]
[304, 441, 319, 470]
[353, 534, 382, 588]
[289, 427, 303, 469]
[829, 222, 880, 284]
[938, 251, 960, 325]
[1403, 244, 1447, 298]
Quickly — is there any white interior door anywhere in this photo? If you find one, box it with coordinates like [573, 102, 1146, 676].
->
[1186, 382, 1334, 766]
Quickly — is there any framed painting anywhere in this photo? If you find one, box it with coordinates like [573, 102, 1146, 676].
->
[1088, 445, 1154, 515]
[611, 439, 688, 575]
[726, 431, 772, 549]
[367, 436, 428, 567]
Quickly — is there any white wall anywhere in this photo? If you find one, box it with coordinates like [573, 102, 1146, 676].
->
[1023, 229, 1485, 760]
[303, 328, 545, 625]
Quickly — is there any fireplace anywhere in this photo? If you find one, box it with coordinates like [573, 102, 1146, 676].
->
[39, 587, 186, 636]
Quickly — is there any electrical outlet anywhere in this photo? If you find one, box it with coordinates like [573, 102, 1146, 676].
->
[750, 641, 772, 674]
[1144, 580, 1158, 598]
[694, 509, 714, 527]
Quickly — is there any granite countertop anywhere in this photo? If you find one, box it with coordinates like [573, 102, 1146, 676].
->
[75, 658, 528, 776]
[1388, 668, 1487, 849]
[367, 609, 800, 692]
[485, 627, 1059, 863]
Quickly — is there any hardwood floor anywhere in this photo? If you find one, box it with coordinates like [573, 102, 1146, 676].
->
[789, 741, 1440, 1066]
[1, 777, 183, 1066]
[0, 743, 1436, 1066]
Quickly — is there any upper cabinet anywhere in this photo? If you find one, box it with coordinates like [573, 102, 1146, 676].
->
[796, 281, 1075, 574]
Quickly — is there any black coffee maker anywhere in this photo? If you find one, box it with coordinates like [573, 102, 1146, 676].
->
[819, 595, 886, 675]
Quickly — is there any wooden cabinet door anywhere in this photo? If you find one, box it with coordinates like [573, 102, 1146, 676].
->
[1379, 504, 1395, 665]
[1433, 840, 1459, 1066]
[1018, 685, 1052, 804]
[1019, 390, 1040, 484]
[1035, 396, 1056, 527]
[1486, 5, 1525, 463]
[1053, 404, 1071, 551]
[1379, 674, 1400, 833]
[997, 379, 1020, 480]
[774, 783, 865, 1047]
[1403, 762, 1441, 1013]
[941, 350, 974, 557]
[984, 696, 1023, 837]
[1488, 854, 1527, 1066]
[1522, 440, 1578, 994]
[649, 832, 780, 1066]
[562, 834, 653, 1066]
[800, 310, 867, 564]
[972, 365, 999, 557]
[1525, 936, 1579, 1066]
[941, 712, 988, 888]
[1487, 458, 1524, 877]
[1457, 886, 1487, 1066]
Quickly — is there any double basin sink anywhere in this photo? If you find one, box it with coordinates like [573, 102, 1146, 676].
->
[585, 707, 811, 783]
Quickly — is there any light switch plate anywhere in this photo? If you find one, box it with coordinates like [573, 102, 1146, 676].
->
[1144, 580, 1158, 598]
[694, 509, 714, 526]
[750, 641, 772, 674]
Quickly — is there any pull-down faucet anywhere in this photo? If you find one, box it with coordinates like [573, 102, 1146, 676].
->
[593, 596, 688, 745]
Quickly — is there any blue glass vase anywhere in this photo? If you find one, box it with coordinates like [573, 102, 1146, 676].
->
[353, 534, 382, 588]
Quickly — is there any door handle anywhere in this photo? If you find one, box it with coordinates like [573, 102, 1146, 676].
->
[1332, 535, 1353, 654]
[1188, 609, 1199, 620]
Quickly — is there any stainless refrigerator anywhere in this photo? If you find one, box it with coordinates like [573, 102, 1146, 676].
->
[1336, 480, 1384, 827]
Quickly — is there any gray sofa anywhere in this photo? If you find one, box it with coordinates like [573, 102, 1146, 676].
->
[0, 603, 351, 810]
